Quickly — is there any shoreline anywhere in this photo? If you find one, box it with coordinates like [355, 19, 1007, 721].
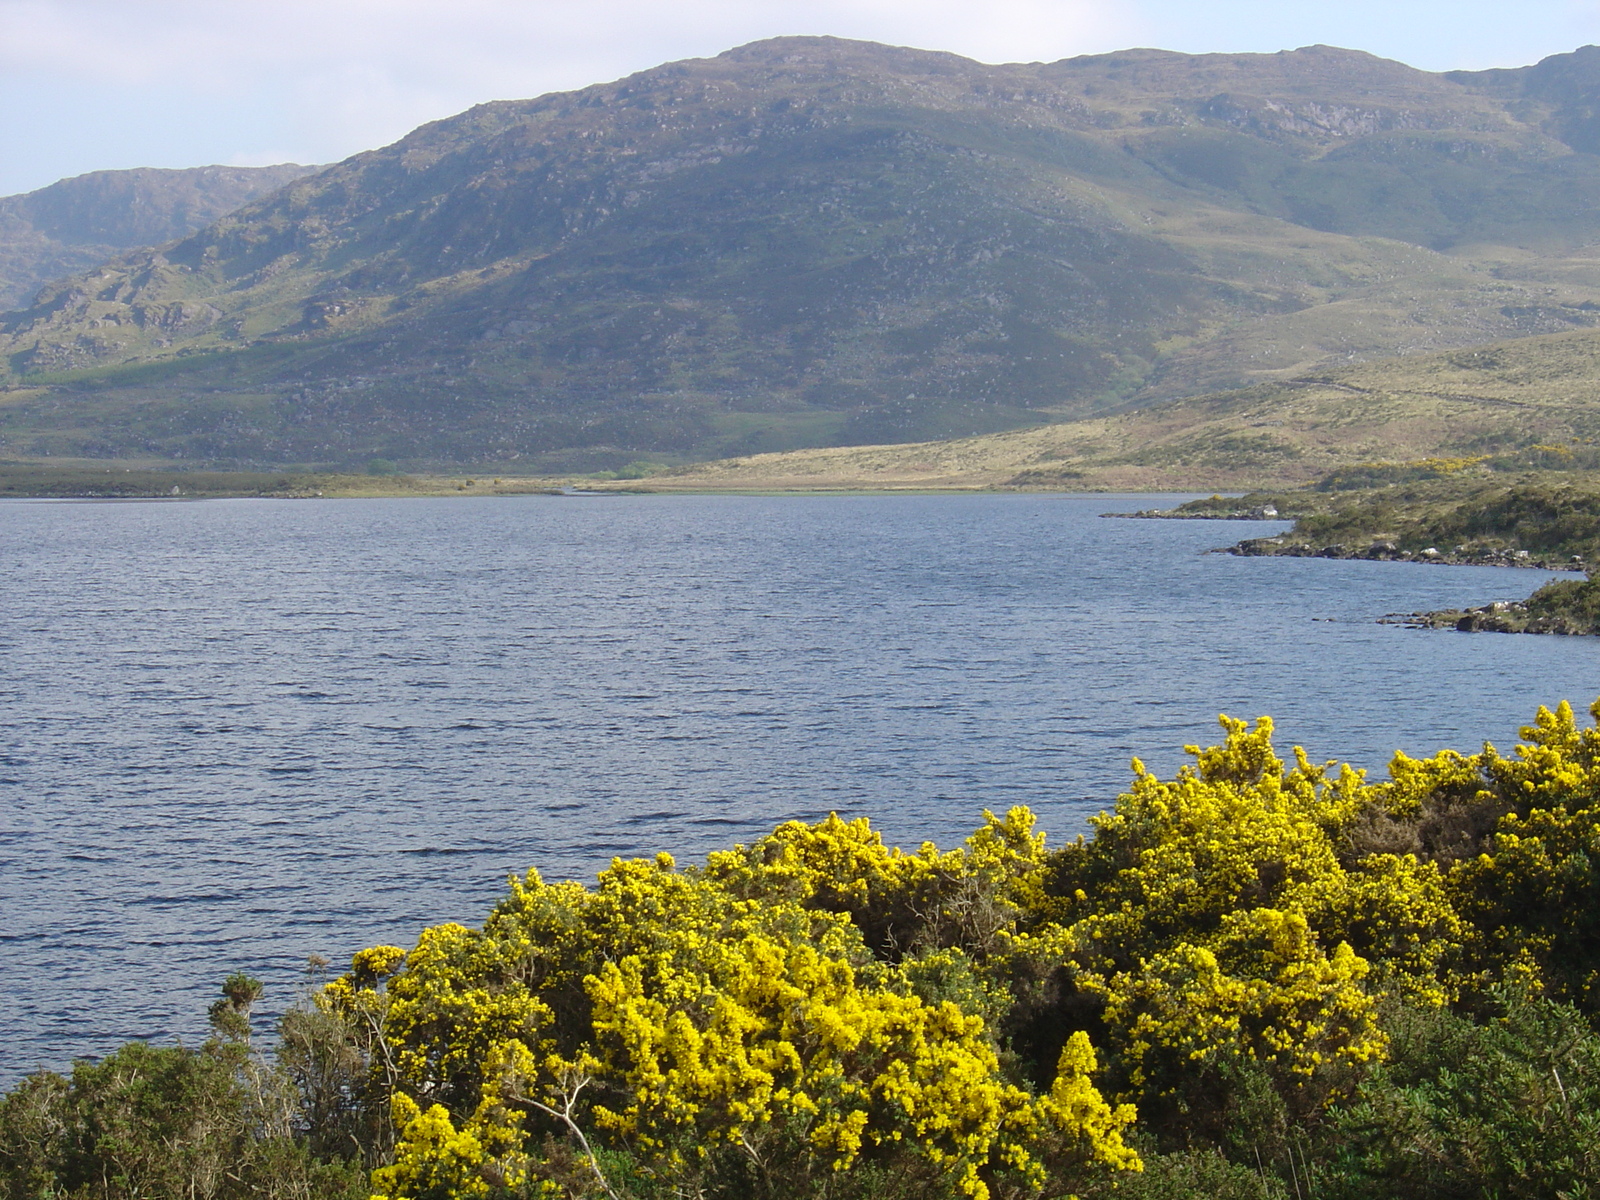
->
[1380, 600, 1593, 635]
[0, 465, 1220, 501]
[1113, 496, 1600, 635]
[1226, 535, 1584, 572]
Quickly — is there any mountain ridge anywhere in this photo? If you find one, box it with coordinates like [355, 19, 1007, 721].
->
[8, 37, 1600, 469]
[0, 163, 317, 312]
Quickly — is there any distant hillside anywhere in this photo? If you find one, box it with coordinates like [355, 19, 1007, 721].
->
[641, 325, 1600, 490]
[0, 164, 317, 310]
[10, 39, 1600, 469]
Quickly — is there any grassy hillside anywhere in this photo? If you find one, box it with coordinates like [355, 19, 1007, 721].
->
[11, 40, 1600, 468]
[635, 324, 1600, 491]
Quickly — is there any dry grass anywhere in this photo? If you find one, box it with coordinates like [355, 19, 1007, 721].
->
[621, 326, 1600, 493]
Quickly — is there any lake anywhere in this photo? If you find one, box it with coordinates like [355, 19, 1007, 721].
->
[2, 492, 1596, 1082]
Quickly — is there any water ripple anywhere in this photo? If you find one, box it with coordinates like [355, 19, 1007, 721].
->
[1, 492, 1595, 1083]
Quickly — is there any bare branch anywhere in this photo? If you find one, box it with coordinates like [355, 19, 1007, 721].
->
[518, 1074, 623, 1200]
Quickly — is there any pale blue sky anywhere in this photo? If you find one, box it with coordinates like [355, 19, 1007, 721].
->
[2, 0, 1597, 197]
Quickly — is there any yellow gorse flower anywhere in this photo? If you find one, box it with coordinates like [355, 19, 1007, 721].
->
[331, 699, 1600, 1197]
[328, 810, 1134, 1199]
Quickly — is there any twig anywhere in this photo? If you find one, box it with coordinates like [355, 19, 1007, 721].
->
[1286, 1137, 1305, 1200]
[739, 1131, 767, 1174]
[360, 1008, 399, 1090]
[523, 1076, 622, 1200]
[1292, 1135, 1314, 1200]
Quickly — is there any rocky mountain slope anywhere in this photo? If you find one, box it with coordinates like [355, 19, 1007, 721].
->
[9, 37, 1600, 470]
[0, 164, 316, 311]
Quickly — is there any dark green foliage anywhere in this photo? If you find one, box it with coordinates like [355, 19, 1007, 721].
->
[1227, 469, 1600, 572]
[0, 975, 365, 1200]
[1321, 996, 1600, 1199]
[1079, 1147, 1288, 1200]
[0, 1041, 366, 1200]
[1316, 461, 1484, 490]
[0, 464, 318, 498]
[1422, 484, 1600, 557]
[1524, 572, 1600, 626]
[1438, 571, 1600, 635]
[0, 1070, 70, 1199]
[692, 1141, 967, 1200]
[276, 1000, 390, 1165]
[1162, 491, 1311, 518]
[208, 971, 264, 1043]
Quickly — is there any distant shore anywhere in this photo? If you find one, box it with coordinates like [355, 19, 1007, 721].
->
[1115, 485, 1600, 636]
[0, 464, 571, 500]
[0, 461, 1217, 500]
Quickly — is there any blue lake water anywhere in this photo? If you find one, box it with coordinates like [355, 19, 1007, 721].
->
[2, 491, 1597, 1083]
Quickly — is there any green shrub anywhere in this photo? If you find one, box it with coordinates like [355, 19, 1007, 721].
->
[0, 1040, 366, 1200]
[1321, 994, 1600, 1199]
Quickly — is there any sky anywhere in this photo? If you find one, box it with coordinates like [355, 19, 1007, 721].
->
[3, 0, 1600, 197]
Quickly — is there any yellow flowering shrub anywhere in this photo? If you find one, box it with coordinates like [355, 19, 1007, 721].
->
[1440, 702, 1600, 1010]
[370, 1094, 499, 1200]
[1037, 1033, 1141, 1172]
[703, 807, 1047, 959]
[1021, 716, 1462, 1116]
[1371, 699, 1600, 1010]
[319, 702, 1600, 1197]
[383, 922, 555, 1110]
[1479, 698, 1600, 808]
[1100, 910, 1383, 1097]
[582, 926, 1041, 1195]
[1378, 700, 1600, 839]
[329, 826, 1135, 1200]
[1296, 852, 1465, 1007]
[1454, 798, 1600, 1008]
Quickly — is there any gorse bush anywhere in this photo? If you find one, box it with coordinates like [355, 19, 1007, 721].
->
[345, 817, 1139, 1200]
[11, 701, 1600, 1198]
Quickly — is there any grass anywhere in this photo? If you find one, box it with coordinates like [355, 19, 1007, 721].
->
[0, 462, 564, 499]
[625, 324, 1600, 492]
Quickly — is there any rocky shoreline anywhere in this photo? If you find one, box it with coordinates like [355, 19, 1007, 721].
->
[1380, 600, 1594, 634]
[1234, 538, 1599, 634]
[1382, 601, 1580, 640]
[1105, 504, 1283, 521]
[1227, 536, 1585, 572]
[1108, 476, 1600, 635]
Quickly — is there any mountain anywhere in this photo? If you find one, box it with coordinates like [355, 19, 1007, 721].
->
[8, 38, 1600, 470]
[0, 164, 317, 311]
